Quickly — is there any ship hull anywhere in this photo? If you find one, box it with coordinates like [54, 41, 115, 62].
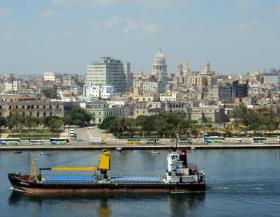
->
[9, 173, 205, 194]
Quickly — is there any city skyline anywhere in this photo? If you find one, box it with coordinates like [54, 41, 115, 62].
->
[1, 0, 280, 75]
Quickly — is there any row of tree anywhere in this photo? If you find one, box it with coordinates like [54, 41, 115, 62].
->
[0, 107, 93, 133]
[230, 105, 280, 134]
[99, 112, 201, 138]
[0, 115, 64, 133]
[100, 106, 280, 138]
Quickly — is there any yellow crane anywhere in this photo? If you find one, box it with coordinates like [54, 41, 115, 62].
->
[34, 150, 110, 179]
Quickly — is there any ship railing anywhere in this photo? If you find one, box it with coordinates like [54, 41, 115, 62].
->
[43, 179, 98, 183]
[42, 174, 98, 184]
[109, 181, 164, 185]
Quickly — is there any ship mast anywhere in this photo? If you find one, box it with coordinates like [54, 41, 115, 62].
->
[30, 158, 38, 180]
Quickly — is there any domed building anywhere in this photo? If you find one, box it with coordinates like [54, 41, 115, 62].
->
[152, 49, 167, 93]
[152, 49, 167, 82]
[201, 61, 214, 76]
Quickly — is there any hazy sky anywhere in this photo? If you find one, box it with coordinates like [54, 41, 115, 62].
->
[0, 0, 280, 75]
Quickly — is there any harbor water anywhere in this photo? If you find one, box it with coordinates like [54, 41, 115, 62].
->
[1, 149, 280, 217]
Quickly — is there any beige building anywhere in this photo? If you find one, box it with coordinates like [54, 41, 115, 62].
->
[132, 95, 155, 102]
[131, 102, 162, 118]
[63, 74, 76, 87]
[0, 99, 64, 118]
[142, 81, 159, 96]
[188, 106, 225, 123]
[86, 101, 128, 124]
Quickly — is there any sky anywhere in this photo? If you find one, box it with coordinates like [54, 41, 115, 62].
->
[0, 0, 280, 75]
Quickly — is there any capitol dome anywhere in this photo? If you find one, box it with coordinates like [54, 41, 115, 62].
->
[153, 49, 166, 65]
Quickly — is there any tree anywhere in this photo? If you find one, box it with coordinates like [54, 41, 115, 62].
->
[41, 87, 59, 99]
[177, 119, 191, 136]
[44, 117, 64, 134]
[0, 116, 6, 132]
[6, 113, 24, 131]
[99, 116, 118, 131]
[136, 115, 156, 135]
[124, 118, 136, 137]
[264, 111, 279, 134]
[231, 104, 249, 126]
[64, 107, 93, 127]
[24, 116, 40, 130]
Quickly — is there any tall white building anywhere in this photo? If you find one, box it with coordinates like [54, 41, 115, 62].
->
[85, 57, 130, 93]
[4, 80, 19, 93]
[152, 49, 167, 82]
[152, 49, 167, 93]
[43, 72, 56, 82]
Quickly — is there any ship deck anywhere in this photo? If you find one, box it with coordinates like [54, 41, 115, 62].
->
[43, 175, 163, 184]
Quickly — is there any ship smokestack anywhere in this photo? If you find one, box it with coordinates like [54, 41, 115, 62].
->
[179, 149, 187, 167]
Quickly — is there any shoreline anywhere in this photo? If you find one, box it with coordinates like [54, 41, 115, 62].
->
[1, 143, 280, 151]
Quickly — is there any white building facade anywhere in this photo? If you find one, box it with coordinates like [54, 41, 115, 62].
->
[43, 72, 56, 82]
[83, 84, 114, 99]
[85, 57, 131, 93]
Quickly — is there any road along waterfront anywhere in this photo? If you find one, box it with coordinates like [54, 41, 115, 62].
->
[1, 141, 280, 151]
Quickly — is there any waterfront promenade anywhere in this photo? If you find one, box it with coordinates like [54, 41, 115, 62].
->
[1, 141, 280, 151]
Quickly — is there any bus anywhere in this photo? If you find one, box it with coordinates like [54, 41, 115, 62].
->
[145, 138, 159, 144]
[252, 137, 267, 143]
[49, 138, 70, 145]
[0, 138, 21, 145]
[203, 135, 225, 144]
[178, 137, 192, 144]
[29, 139, 43, 145]
[127, 138, 143, 144]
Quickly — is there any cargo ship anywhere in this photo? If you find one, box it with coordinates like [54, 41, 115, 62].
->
[8, 149, 206, 194]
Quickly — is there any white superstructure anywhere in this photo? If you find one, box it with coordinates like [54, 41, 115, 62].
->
[165, 149, 205, 184]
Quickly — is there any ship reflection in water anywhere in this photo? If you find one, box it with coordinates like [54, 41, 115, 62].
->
[9, 192, 205, 217]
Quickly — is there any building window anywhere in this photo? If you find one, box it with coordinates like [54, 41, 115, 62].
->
[43, 112, 46, 117]
[37, 112, 39, 117]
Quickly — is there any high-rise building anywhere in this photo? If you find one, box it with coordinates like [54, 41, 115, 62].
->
[85, 57, 130, 93]
[218, 80, 248, 101]
[262, 70, 280, 85]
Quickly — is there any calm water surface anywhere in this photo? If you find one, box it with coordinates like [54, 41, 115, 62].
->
[1, 149, 280, 217]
